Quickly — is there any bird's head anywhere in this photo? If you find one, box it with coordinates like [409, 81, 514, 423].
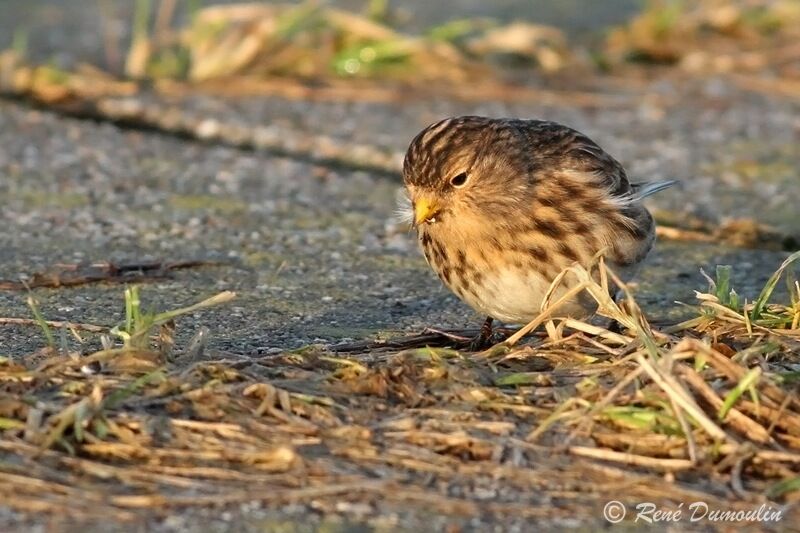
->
[402, 116, 533, 230]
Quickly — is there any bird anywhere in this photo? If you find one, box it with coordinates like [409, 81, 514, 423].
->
[400, 116, 675, 348]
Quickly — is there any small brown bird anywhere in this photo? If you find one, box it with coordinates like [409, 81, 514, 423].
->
[401, 116, 674, 346]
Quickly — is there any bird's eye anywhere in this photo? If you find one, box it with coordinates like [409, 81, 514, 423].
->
[449, 172, 468, 188]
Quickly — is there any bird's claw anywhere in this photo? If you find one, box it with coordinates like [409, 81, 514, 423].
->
[464, 316, 504, 351]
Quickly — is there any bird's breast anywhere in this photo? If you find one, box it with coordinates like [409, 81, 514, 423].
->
[419, 230, 594, 324]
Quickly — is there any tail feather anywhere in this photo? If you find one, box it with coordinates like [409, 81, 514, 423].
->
[631, 179, 677, 201]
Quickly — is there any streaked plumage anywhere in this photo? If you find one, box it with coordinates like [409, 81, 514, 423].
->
[402, 116, 674, 328]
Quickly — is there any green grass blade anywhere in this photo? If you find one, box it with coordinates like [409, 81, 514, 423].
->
[186, 0, 203, 23]
[427, 18, 487, 42]
[494, 372, 546, 387]
[750, 250, 800, 321]
[102, 370, 165, 410]
[124, 286, 134, 335]
[714, 265, 731, 304]
[366, 0, 389, 21]
[275, 1, 325, 39]
[0, 418, 26, 430]
[132, 0, 152, 38]
[27, 296, 54, 348]
[12, 26, 29, 57]
[718, 367, 761, 420]
[767, 476, 800, 498]
[786, 266, 798, 305]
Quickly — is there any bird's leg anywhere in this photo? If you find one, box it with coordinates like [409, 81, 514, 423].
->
[479, 316, 494, 342]
[468, 316, 495, 351]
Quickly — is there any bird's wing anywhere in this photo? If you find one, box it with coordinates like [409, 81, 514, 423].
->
[518, 120, 633, 199]
[519, 120, 667, 267]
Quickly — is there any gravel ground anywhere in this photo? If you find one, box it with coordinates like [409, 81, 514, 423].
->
[0, 85, 800, 355]
[2, 74, 797, 358]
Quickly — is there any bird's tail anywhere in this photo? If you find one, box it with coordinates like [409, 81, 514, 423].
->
[631, 179, 677, 201]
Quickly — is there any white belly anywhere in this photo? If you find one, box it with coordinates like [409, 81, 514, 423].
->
[456, 267, 592, 324]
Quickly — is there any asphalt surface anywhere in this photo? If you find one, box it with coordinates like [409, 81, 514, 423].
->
[1, 74, 798, 359]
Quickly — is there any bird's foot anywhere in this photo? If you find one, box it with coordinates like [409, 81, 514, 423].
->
[465, 317, 505, 351]
[467, 331, 506, 351]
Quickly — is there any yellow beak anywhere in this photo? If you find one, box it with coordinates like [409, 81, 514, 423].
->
[413, 197, 440, 227]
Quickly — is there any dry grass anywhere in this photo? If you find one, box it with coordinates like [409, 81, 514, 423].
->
[2, 252, 799, 525]
[0, 2, 577, 111]
[117, 0, 800, 84]
[605, 0, 800, 77]
[120, 1, 570, 83]
[3, 0, 800, 98]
